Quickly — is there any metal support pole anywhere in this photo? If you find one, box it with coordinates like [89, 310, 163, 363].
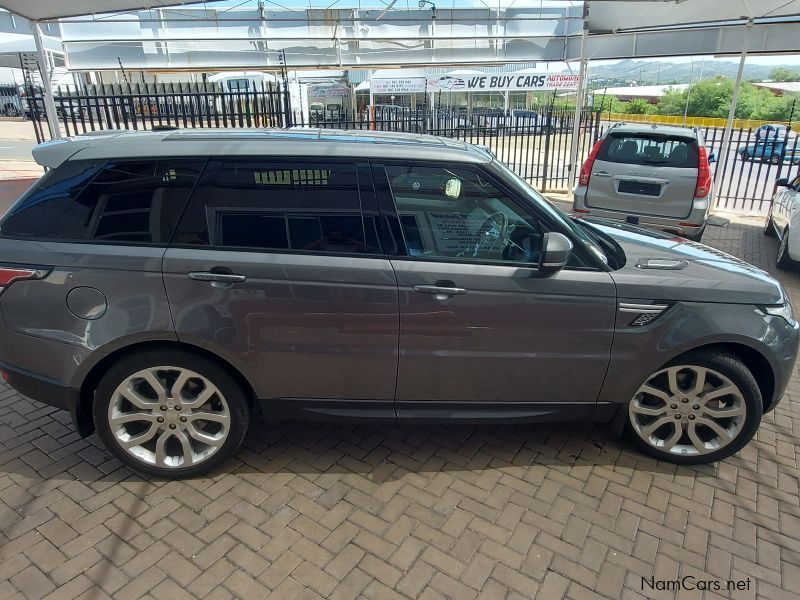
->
[566, 2, 589, 196]
[716, 19, 752, 204]
[32, 22, 61, 140]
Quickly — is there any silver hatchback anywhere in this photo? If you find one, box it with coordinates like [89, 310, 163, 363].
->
[573, 123, 713, 241]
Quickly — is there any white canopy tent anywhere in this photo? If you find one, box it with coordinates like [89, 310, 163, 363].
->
[0, 1, 210, 138]
[0, 1, 207, 21]
[0, 0, 798, 188]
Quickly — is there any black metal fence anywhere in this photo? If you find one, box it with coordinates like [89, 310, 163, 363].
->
[301, 107, 600, 192]
[31, 88, 600, 192]
[29, 82, 293, 141]
[702, 125, 800, 214]
[27, 85, 800, 212]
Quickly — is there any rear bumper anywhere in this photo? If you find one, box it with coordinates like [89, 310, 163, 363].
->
[573, 189, 707, 237]
[0, 360, 90, 435]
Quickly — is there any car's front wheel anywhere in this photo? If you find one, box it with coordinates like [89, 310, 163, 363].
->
[625, 351, 761, 464]
[94, 349, 250, 478]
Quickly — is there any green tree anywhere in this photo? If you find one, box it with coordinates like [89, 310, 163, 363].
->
[624, 98, 654, 114]
[655, 76, 797, 121]
[655, 88, 687, 116]
[770, 67, 800, 82]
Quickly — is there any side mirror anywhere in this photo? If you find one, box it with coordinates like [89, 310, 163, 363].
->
[776, 177, 789, 187]
[707, 151, 716, 163]
[539, 232, 573, 273]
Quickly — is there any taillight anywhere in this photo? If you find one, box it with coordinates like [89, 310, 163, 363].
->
[0, 266, 49, 290]
[695, 146, 712, 198]
[579, 140, 603, 187]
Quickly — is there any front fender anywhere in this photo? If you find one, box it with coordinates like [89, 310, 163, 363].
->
[598, 301, 798, 409]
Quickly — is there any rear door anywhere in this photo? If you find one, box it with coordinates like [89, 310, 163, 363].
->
[586, 131, 699, 219]
[162, 158, 399, 405]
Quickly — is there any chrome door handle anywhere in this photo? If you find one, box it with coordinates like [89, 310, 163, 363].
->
[188, 271, 247, 283]
[592, 171, 611, 177]
[413, 285, 467, 296]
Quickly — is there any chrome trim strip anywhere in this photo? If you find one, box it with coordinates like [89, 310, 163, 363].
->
[619, 303, 669, 314]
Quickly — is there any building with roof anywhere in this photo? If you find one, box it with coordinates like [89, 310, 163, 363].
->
[753, 81, 800, 95]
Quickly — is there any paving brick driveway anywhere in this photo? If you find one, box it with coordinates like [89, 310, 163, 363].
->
[1, 213, 799, 600]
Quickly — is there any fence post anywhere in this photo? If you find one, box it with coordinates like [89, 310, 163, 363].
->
[541, 119, 552, 192]
[594, 110, 601, 141]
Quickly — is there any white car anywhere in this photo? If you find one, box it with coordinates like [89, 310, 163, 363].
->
[764, 174, 800, 268]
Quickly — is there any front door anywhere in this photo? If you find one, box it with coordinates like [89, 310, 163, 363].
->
[372, 161, 616, 409]
[163, 158, 398, 406]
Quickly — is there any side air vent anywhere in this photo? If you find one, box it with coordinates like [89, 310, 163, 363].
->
[618, 302, 670, 327]
[635, 258, 688, 270]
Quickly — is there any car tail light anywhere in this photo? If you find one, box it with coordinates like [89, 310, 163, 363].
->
[0, 266, 50, 291]
[578, 140, 603, 187]
[695, 146, 712, 198]
[573, 208, 590, 214]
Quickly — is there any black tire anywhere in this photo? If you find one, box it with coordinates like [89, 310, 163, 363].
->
[625, 350, 762, 465]
[764, 205, 777, 237]
[683, 227, 705, 242]
[93, 349, 250, 478]
[777, 228, 795, 269]
[771, 155, 782, 165]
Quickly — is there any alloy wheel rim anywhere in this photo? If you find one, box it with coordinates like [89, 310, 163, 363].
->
[109, 367, 230, 468]
[629, 365, 746, 456]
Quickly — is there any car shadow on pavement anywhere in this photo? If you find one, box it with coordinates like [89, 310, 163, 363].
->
[0, 408, 722, 488]
[228, 419, 722, 482]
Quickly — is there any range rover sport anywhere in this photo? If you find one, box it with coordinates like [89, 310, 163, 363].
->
[0, 128, 795, 478]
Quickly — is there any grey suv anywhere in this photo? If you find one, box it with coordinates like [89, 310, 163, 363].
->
[573, 124, 713, 241]
[0, 129, 796, 478]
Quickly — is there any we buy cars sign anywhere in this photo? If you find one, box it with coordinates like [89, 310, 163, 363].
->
[429, 73, 579, 92]
[371, 73, 579, 94]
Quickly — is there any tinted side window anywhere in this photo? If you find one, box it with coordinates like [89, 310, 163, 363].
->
[383, 164, 545, 264]
[1, 161, 103, 238]
[1, 159, 204, 243]
[174, 161, 368, 254]
[598, 134, 698, 168]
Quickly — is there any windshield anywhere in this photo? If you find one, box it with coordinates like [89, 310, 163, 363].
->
[489, 160, 610, 268]
[598, 133, 698, 167]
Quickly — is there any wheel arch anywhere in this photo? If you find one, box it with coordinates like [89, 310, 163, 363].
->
[75, 340, 257, 437]
[668, 341, 776, 413]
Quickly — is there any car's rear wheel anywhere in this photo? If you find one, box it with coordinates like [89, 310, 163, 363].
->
[683, 227, 705, 242]
[777, 228, 795, 269]
[94, 349, 250, 478]
[625, 351, 761, 464]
